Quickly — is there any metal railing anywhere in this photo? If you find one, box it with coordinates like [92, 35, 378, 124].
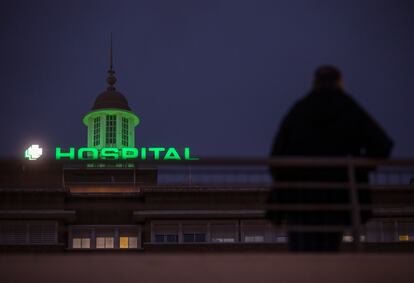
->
[58, 157, 414, 248]
[1, 157, 414, 252]
[23, 157, 409, 250]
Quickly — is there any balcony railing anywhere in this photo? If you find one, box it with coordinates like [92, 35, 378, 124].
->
[2, 157, 414, 251]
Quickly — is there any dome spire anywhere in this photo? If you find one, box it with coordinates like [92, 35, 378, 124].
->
[106, 33, 117, 91]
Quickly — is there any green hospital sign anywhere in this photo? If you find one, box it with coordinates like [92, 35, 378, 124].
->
[57, 147, 199, 160]
[25, 145, 199, 161]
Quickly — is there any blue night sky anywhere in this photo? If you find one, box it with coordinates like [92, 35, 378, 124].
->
[0, 0, 413, 158]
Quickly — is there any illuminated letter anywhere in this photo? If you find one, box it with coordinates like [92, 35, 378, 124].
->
[164, 148, 181, 160]
[101, 148, 119, 160]
[141, 148, 147, 160]
[78, 147, 98, 160]
[121, 148, 138, 160]
[56, 147, 75, 160]
[148, 147, 165, 160]
[184, 147, 199, 160]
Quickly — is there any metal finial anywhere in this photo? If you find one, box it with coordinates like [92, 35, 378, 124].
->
[106, 32, 117, 91]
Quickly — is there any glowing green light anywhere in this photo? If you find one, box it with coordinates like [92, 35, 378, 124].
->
[82, 109, 140, 150]
[54, 147, 199, 161]
[56, 147, 75, 160]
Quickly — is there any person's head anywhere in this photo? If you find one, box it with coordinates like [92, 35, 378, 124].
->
[312, 65, 343, 92]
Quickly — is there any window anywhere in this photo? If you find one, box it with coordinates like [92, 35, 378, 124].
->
[28, 222, 57, 244]
[242, 222, 267, 243]
[70, 227, 92, 248]
[121, 117, 129, 146]
[72, 238, 80, 248]
[96, 237, 114, 248]
[93, 117, 100, 146]
[183, 233, 206, 243]
[120, 236, 138, 248]
[244, 235, 264, 243]
[72, 238, 90, 249]
[399, 235, 410, 241]
[70, 226, 139, 249]
[0, 221, 57, 246]
[212, 237, 235, 243]
[341, 234, 366, 242]
[155, 234, 178, 243]
[153, 224, 179, 243]
[155, 235, 163, 243]
[275, 236, 288, 243]
[106, 115, 116, 145]
[182, 224, 207, 243]
[342, 235, 353, 243]
[211, 224, 237, 243]
[396, 222, 414, 242]
[0, 222, 26, 245]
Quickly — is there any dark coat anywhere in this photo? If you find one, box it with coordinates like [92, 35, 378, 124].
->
[267, 89, 393, 226]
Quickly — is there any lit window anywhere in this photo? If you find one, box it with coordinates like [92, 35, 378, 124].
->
[120, 236, 138, 248]
[342, 235, 353, 243]
[96, 237, 104, 248]
[121, 117, 129, 146]
[399, 235, 410, 241]
[73, 238, 81, 248]
[82, 238, 91, 248]
[244, 235, 264, 243]
[342, 235, 366, 242]
[129, 237, 138, 248]
[105, 115, 116, 145]
[120, 236, 128, 248]
[73, 238, 90, 248]
[93, 117, 100, 146]
[96, 237, 114, 248]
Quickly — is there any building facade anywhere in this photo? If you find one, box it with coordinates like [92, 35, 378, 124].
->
[1, 54, 414, 252]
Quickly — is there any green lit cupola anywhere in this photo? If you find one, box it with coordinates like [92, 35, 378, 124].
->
[83, 39, 139, 151]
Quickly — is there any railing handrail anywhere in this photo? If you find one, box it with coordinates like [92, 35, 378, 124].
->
[5, 156, 414, 168]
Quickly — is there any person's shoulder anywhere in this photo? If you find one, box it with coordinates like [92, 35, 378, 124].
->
[281, 94, 323, 125]
[340, 92, 357, 102]
[290, 94, 310, 110]
[340, 92, 366, 110]
[314, 90, 361, 108]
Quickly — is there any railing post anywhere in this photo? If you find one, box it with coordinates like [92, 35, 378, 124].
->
[348, 156, 362, 251]
[133, 167, 136, 186]
[188, 165, 192, 186]
[62, 165, 65, 188]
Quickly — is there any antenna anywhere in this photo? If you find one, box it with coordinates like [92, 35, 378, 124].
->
[106, 32, 117, 90]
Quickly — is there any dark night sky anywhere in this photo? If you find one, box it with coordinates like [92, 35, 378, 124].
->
[0, 0, 413, 158]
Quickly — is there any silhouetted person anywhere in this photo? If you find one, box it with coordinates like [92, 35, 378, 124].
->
[267, 65, 393, 252]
